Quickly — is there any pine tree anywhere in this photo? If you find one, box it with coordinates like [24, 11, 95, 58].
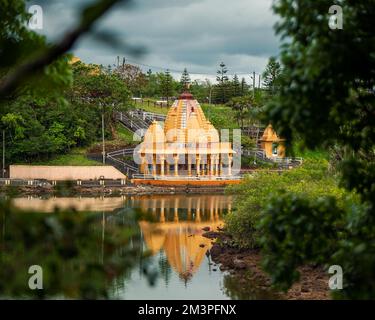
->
[161, 69, 173, 106]
[232, 74, 241, 97]
[180, 68, 191, 91]
[262, 57, 281, 95]
[147, 69, 152, 78]
[216, 62, 229, 104]
[240, 77, 247, 96]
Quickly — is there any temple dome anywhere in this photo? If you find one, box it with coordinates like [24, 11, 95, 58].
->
[144, 121, 165, 146]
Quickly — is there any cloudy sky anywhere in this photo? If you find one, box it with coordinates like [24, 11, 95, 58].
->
[35, 0, 280, 82]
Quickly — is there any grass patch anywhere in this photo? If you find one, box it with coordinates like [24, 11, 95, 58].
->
[32, 153, 101, 166]
[116, 124, 137, 145]
[201, 104, 238, 130]
[131, 100, 169, 115]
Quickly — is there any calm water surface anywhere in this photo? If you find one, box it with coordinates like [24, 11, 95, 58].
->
[9, 194, 275, 300]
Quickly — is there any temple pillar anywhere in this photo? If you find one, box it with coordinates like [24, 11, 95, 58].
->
[152, 155, 157, 175]
[219, 155, 223, 176]
[187, 155, 192, 176]
[228, 154, 232, 176]
[210, 155, 214, 176]
[160, 156, 165, 176]
[174, 155, 179, 176]
[166, 160, 170, 175]
[141, 155, 149, 174]
[215, 156, 219, 176]
[196, 156, 201, 176]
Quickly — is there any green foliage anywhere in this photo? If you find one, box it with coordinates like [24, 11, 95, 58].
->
[256, 0, 375, 298]
[262, 57, 281, 96]
[180, 68, 191, 92]
[0, 200, 140, 299]
[113, 60, 147, 97]
[259, 194, 343, 291]
[215, 62, 229, 104]
[225, 158, 350, 249]
[226, 95, 260, 129]
[116, 124, 136, 145]
[160, 70, 174, 102]
[1, 60, 130, 164]
[201, 104, 237, 130]
[266, 0, 375, 152]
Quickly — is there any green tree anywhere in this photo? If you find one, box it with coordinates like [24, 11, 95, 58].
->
[240, 77, 248, 96]
[227, 96, 258, 129]
[216, 62, 229, 104]
[180, 68, 191, 92]
[113, 60, 147, 97]
[160, 69, 174, 106]
[232, 74, 241, 97]
[262, 57, 281, 95]
[260, 0, 375, 299]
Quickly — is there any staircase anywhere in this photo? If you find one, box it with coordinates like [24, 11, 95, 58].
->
[115, 111, 148, 134]
[128, 110, 166, 124]
[106, 148, 138, 177]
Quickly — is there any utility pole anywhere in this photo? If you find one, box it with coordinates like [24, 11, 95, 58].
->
[258, 74, 261, 89]
[102, 112, 106, 165]
[209, 86, 212, 106]
[2, 130, 5, 178]
[252, 71, 256, 99]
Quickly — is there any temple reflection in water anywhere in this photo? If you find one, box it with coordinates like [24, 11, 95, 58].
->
[11, 194, 232, 283]
[133, 195, 231, 281]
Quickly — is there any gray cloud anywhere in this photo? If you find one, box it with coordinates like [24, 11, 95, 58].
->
[37, 0, 280, 81]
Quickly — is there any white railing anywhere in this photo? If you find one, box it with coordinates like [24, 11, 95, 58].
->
[107, 148, 135, 158]
[129, 110, 166, 123]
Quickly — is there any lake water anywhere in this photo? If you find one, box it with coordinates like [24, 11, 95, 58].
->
[5, 194, 275, 300]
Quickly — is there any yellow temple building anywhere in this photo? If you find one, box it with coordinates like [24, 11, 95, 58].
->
[133, 92, 241, 186]
[259, 124, 286, 159]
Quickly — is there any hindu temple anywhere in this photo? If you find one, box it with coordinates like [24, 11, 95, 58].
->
[132, 92, 240, 186]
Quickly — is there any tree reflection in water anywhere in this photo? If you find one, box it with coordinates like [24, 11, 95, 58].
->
[0, 200, 143, 299]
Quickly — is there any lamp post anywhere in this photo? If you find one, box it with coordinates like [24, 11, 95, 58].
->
[2, 130, 5, 178]
[102, 112, 105, 165]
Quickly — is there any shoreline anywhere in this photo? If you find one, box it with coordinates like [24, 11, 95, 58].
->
[203, 230, 330, 300]
[0, 184, 228, 197]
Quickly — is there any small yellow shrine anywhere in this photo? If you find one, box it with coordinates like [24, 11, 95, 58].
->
[133, 92, 240, 186]
[259, 124, 286, 158]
